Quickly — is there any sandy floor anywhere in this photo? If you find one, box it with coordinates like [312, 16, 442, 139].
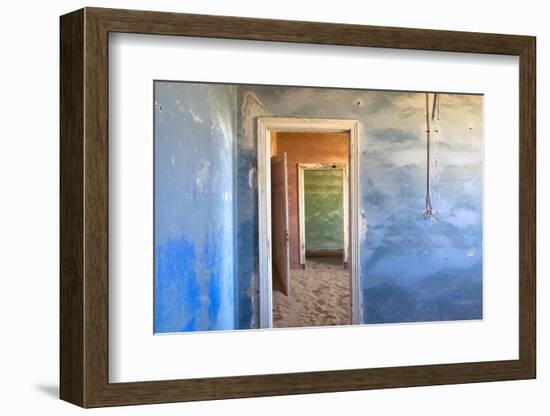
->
[273, 256, 351, 328]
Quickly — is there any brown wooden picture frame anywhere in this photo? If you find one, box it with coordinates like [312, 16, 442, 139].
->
[60, 7, 536, 408]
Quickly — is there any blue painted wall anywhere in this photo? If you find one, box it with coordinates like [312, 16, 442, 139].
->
[235, 86, 483, 326]
[154, 82, 237, 333]
[155, 82, 483, 331]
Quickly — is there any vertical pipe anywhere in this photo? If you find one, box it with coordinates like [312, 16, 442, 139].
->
[425, 93, 432, 216]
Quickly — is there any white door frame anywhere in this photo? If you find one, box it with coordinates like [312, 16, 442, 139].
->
[298, 163, 349, 266]
[257, 117, 361, 328]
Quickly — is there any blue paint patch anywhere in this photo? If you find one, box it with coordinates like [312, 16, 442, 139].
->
[371, 127, 418, 144]
[235, 149, 259, 329]
[363, 262, 482, 323]
[182, 317, 197, 332]
[204, 235, 222, 328]
[236, 220, 257, 329]
[207, 271, 221, 328]
[154, 236, 200, 333]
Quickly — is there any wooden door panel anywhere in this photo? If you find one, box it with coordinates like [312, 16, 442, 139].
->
[271, 153, 290, 296]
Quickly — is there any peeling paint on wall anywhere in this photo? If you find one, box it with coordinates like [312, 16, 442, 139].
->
[248, 167, 257, 190]
[240, 92, 264, 150]
[154, 82, 237, 333]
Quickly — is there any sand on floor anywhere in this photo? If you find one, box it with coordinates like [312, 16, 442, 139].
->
[273, 256, 351, 328]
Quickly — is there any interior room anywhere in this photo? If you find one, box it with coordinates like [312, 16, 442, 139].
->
[270, 131, 351, 328]
[153, 82, 483, 333]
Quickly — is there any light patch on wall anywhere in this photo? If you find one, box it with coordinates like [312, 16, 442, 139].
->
[195, 159, 211, 194]
[240, 92, 265, 150]
[444, 208, 480, 227]
[248, 167, 257, 189]
[189, 107, 204, 123]
[246, 271, 259, 328]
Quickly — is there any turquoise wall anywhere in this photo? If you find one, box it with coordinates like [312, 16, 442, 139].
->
[304, 170, 344, 251]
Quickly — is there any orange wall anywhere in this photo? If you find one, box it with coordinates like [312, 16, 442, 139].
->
[274, 132, 349, 269]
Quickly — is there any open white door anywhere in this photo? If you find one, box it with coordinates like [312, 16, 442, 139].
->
[271, 153, 290, 296]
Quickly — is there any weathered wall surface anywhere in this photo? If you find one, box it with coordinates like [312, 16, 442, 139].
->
[235, 92, 268, 329]
[274, 132, 348, 268]
[153, 82, 483, 331]
[304, 169, 345, 252]
[154, 82, 237, 333]
[236, 85, 483, 326]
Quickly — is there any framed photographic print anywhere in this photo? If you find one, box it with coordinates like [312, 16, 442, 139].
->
[60, 7, 536, 407]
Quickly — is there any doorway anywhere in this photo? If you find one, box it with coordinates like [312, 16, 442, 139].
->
[298, 163, 349, 268]
[257, 117, 360, 329]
